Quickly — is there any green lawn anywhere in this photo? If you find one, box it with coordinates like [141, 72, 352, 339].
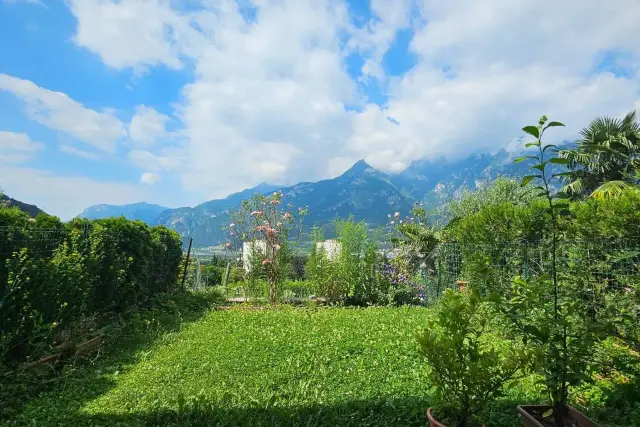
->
[4, 301, 636, 427]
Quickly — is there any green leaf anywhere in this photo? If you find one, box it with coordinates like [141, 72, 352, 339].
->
[550, 158, 570, 165]
[523, 126, 540, 139]
[542, 409, 553, 418]
[544, 121, 565, 130]
[558, 209, 572, 216]
[552, 172, 574, 177]
[513, 156, 529, 163]
[520, 175, 538, 187]
[532, 162, 548, 172]
[525, 141, 540, 148]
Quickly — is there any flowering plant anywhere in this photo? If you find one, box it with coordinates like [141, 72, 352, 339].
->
[228, 191, 307, 304]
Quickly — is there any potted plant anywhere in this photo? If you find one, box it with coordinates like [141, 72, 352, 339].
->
[417, 288, 527, 427]
[493, 116, 604, 427]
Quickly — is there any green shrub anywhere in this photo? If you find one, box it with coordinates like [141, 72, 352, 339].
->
[0, 211, 183, 365]
[281, 280, 315, 299]
[417, 289, 526, 427]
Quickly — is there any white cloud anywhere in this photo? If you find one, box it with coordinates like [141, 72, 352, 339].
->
[127, 149, 179, 171]
[60, 0, 640, 202]
[348, 0, 416, 80]
[0, 131, 43, 164]
[128, 105, 169, 146]
[0, 165, 146, 219]
[0, 131, 44, 152]
[0, 74, 126, 152]
[59, 144, 99, 160]
[140, 172, 161, 185]
[67, 0, 189, 71]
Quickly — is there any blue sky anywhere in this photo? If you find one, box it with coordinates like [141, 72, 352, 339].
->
[1, 0, 639, 219]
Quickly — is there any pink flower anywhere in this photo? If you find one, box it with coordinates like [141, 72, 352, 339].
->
[270, 199, 280, 205]
[273, 244, 281, 250]
[225, 242, 231, 248]
[394, 212, 400, 218]
[276, 222, 283, 227]
[262, 258, 272, 265]
[283, 212, 292, 220]
[266, 227, 278, 237]
[250, 210, 264, 216]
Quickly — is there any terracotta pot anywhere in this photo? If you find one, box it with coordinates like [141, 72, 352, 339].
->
[517, 405, 601, 427]
[426, 408, 448, 427]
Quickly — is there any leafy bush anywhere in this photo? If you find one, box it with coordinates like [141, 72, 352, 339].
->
[0, 212, 183, 365]
[417, 289, 526, 427]
[439, 176, 542, 228]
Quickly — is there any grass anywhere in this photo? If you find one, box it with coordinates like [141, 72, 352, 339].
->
[3, 297, 639, 427]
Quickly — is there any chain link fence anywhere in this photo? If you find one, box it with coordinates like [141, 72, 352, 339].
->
[417, 240, 640, 306]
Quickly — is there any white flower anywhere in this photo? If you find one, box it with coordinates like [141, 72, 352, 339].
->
[394, 212, 400, 218]
[390, 221, 395, 225]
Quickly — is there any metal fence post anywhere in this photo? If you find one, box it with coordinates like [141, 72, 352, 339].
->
[181, 237, 193, 291]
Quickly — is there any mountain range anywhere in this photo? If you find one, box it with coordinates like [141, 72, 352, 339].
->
[78, 149, 530, 246]
[0, 194, 43, 217]
[79, 202, 170, 224]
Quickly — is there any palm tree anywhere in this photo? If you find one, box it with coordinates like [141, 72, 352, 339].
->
[561, 110, 640, 198]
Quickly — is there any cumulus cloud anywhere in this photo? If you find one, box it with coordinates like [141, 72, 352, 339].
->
[129, 105, 170, 146]
[140, 172, 161, 185]
[67, 0, 198, 71]
[31, 0, 638, 203]
[0, 74, 126, 152]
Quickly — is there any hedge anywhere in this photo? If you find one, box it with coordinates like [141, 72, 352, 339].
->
[0, 209, 183, 364]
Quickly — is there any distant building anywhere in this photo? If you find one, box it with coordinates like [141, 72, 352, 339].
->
[316, 239, 341, 261]
[242, 240, 267, 272]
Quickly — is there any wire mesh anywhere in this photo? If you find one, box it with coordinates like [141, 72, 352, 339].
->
[421, 240, 640, 303]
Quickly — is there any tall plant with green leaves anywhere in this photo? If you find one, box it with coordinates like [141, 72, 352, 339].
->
[561, 110, 640, 199]
[495, 116, 607, 426]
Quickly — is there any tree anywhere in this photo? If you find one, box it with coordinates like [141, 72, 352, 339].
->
[503, 116, 607, 427]
[561, 110, 640, 198]
[438, 176, 541, 227]
[229, 191, 306, 305]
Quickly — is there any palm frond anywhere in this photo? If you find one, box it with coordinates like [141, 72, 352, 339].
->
[563, 178, 584, 196]
[590, 181, 634, 199]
